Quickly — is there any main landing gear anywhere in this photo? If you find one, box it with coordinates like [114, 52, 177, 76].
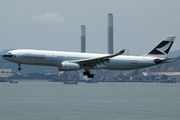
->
[18, 64, 21, 71]
[83, 70, 94, 78]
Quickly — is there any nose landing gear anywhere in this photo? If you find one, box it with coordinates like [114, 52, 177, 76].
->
[18, 64, 21, 71]
[83, 70, 94, 78]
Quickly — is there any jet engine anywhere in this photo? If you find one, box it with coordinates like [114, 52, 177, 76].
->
[58, 62, 81, 71]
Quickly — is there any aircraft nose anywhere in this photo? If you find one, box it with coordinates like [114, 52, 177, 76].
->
[2, 54, 6, 58]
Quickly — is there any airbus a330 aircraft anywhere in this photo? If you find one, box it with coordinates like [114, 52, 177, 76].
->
[2, 35, 176, 78]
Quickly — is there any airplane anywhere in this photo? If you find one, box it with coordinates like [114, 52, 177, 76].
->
[2, 35, 176, 78]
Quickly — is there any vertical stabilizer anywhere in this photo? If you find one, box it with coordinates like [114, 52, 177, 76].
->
[145, 35, 176, 58]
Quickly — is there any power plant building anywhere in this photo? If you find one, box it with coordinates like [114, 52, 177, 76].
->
[81, 25, 86, 53]
[107, 13, 113, 54]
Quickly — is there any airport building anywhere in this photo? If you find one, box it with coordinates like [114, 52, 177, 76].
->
[0, 69, 13, 77]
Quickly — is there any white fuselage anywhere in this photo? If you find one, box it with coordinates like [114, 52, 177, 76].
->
[2, 49, 160, 70]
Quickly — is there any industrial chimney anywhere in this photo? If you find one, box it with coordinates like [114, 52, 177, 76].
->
[81, 25, 86, 53]
[107, 13, 113, 54]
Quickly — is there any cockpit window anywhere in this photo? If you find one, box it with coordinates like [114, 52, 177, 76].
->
[7, 52, 12, 54]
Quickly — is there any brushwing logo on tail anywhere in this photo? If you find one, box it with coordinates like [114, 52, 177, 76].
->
[148, 38, 174, 55]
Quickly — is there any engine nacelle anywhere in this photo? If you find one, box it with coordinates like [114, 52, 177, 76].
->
[59, 62, 81, 71]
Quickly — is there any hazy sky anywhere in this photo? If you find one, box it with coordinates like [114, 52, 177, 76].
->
[1, 0, 180, 55]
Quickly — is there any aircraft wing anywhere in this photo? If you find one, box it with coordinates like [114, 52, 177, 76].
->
[64, 49, 125, 68]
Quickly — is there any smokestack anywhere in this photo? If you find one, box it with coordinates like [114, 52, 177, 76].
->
[81, 25, 86, 53]
[107, 13, 113, 54]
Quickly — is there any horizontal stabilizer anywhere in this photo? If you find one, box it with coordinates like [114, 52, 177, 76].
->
[154, 58, 175, 64]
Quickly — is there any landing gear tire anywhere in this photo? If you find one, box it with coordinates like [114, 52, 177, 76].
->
[18, 64, 21, 71]
[83, 70, 94, 78]
[83, 71, 89, 76]
[88, 74, 94, 78]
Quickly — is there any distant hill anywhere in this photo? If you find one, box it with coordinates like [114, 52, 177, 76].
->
[168, 49, 180, 58]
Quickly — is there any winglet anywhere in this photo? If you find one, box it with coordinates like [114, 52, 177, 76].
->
[109, 49, 125, 58]
[118, 49, 125, 55]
